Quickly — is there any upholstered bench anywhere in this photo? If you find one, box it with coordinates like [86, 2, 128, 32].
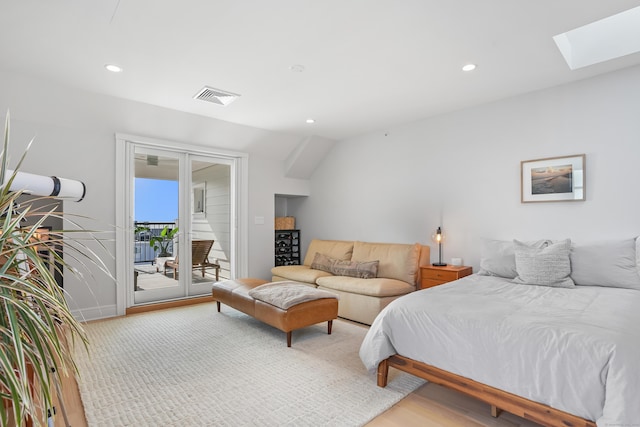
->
[211, 278, 339, 347]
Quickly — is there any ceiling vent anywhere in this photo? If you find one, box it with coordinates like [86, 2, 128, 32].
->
[193, 86, 240, 106]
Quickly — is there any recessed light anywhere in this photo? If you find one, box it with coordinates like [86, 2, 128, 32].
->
[306, 119, 315, 124]
[105, 64, 123, 73]
[462, 64, 476, 72]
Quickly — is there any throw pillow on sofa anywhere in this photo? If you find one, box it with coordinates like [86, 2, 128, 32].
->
[310, 252, 334, 273]
[330, 259, 379, 279]
[311, 252, 379, 279]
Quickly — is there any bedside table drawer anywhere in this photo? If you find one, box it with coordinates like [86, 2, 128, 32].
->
[419, 265, 472, 290]
[423, 269, 459, 282]
[421, 278, 447, 289]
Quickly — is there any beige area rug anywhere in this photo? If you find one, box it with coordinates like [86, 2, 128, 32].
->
[74, 303, 424, 426]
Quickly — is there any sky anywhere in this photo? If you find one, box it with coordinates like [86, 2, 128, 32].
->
[135, 178, 178, 222]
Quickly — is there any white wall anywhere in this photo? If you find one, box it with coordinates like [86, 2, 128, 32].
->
[297, 65, 640, 271]
[0, 70, 307, 319]
[248, 160, 310, 281]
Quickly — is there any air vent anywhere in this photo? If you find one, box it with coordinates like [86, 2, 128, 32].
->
[193, 86, 240, 106]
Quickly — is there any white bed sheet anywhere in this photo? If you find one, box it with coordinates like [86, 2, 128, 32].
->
[359, 274, 640, 426]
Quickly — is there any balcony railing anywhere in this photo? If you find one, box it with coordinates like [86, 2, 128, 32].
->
[134, 221, 177, 264]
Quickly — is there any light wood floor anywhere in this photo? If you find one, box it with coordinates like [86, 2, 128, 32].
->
[51, 370, 87, 427]
[366, 382, 542, 427]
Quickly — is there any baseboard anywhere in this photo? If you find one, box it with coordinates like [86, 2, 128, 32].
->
[72, 304, 118, 322]
[126, 295, 213, 315]
[71, 296, 214, 322]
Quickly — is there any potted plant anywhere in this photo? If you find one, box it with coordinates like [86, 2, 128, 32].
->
[0, 113, 109, 426]
[134, 224, 150, 240]
[149, 225, 178, 257]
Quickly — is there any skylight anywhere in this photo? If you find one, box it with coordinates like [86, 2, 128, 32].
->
[553, 6, 640, 70]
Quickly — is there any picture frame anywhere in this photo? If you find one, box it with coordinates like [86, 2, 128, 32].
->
[193, 182, 206, 214]
[521, 154, 585, 203]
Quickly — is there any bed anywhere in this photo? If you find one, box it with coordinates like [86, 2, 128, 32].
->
[359, 238, 640, 427]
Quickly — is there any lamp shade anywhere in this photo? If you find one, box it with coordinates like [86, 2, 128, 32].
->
[431, 227, 444, 243]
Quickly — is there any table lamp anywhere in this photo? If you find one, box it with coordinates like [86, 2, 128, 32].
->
[432, 226, 447, 266]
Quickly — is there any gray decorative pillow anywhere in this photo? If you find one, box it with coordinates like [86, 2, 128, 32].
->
[311, 253, 378, 279]
[513, 239, 575, 288]
[330, 259, 379, 279]
[310, 253, 334, 273]
[478, 238, 551, 278]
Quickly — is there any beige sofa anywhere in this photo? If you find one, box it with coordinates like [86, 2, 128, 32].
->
[271, 239, 430, 325]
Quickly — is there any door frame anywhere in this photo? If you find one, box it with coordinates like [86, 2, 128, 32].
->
[114, 133, 248, 315]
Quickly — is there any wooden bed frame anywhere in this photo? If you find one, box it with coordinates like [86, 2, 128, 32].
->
[377, 354, 597, 427]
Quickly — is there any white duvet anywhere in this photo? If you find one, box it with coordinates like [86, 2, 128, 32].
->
[359, 274, 640, 426]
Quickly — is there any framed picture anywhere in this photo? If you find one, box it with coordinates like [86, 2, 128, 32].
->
[521, 154, 585, 203]
[193, 183, 206, 214]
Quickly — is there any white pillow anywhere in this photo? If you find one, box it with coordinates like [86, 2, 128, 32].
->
[570, 238, 640, 290]
[513, 239, 575, 288]
[637, 236, 640, 272]
[478, 238, 551, 279]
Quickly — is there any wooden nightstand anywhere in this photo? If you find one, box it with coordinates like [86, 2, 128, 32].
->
[420, 265, 472, 289]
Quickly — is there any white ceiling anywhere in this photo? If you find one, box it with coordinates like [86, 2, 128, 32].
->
[2, 1, 640, 141]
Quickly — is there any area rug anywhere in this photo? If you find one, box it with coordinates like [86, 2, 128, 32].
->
[74, 303, 424, 426]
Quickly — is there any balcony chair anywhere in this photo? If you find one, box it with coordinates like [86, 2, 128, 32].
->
[164, 239, 220, 281]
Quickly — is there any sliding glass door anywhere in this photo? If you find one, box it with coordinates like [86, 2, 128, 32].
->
[133, 146, 185, 304]
[188, 155, 232, 296]
[129, 144, 233, 305]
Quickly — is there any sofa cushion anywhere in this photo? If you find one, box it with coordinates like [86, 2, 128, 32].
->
[271, 265, 333, 284]
[303, 240, 354, 266]
[316, 276, 414, 298]
[351, 241, 420, 285]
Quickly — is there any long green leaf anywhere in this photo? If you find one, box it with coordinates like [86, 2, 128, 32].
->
[1, 112, 108, 427]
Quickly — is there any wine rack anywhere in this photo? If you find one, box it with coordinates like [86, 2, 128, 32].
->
[275, 229, 300, 266]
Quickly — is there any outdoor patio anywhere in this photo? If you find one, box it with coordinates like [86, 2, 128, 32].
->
[134, 262, 219, 291]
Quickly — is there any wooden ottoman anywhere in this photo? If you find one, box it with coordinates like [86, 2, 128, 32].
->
[211, 278, 339, 347]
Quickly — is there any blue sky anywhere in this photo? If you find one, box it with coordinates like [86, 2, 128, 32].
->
[135, 178, 178, 222]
